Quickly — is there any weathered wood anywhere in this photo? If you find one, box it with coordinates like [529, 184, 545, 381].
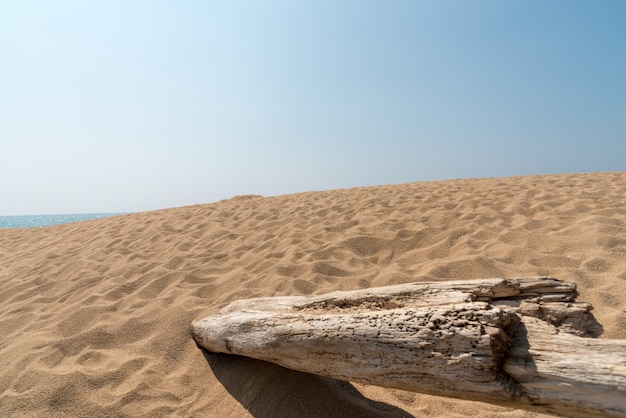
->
[504, 317, 626, 417]
[191, 277, 626, 417]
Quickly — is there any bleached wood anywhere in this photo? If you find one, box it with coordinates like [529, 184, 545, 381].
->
[504, 317, 626, 417]
[192, 277, 626, 417]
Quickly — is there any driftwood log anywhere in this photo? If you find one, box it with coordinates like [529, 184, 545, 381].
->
[191, 278, 626, 417]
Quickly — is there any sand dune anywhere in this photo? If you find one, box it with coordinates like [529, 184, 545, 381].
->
[1, 172, 625, 417]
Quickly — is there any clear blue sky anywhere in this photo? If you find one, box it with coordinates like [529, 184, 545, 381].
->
[1, 1, 625, 215]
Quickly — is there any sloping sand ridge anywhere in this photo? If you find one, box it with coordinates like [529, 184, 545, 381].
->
[1, 172, 625, 417]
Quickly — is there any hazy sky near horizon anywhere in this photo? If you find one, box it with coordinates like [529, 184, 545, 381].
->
[2, 1, 625, 215]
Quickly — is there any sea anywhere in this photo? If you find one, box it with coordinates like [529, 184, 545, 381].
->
[0, 213, 127, 229]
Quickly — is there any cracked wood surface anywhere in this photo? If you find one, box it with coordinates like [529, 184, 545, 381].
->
[192, 277, 626, 417]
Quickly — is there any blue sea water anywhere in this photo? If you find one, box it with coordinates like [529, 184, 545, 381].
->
[0, 213, 126, 229]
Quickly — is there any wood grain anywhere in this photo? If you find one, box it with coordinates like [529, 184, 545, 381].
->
[192, 277, 626, 417]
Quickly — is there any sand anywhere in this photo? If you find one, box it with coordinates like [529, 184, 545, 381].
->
[1, 172, 625, 417]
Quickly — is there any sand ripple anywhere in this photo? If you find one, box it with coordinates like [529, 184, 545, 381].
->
[1, 172, 625, 417]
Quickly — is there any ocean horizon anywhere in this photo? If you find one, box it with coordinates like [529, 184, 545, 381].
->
[0, 213, 127, 229]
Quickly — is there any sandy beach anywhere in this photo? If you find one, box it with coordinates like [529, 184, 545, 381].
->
[1, 172, 625, 417]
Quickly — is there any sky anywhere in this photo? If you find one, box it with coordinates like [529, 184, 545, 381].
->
[1, 0, 625, 215]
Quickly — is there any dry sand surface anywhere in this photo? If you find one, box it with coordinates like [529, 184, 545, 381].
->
[1, 172, 625, 417]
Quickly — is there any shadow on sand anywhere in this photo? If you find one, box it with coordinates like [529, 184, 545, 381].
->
[202, 350, 414, 418]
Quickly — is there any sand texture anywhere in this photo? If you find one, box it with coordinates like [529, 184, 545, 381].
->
[1, 172, 625, 417]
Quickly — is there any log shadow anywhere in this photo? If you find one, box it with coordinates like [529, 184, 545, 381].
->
[201, 350, 414, 418]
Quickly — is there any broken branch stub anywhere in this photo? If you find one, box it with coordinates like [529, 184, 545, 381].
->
[191, 277, 626, 417]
